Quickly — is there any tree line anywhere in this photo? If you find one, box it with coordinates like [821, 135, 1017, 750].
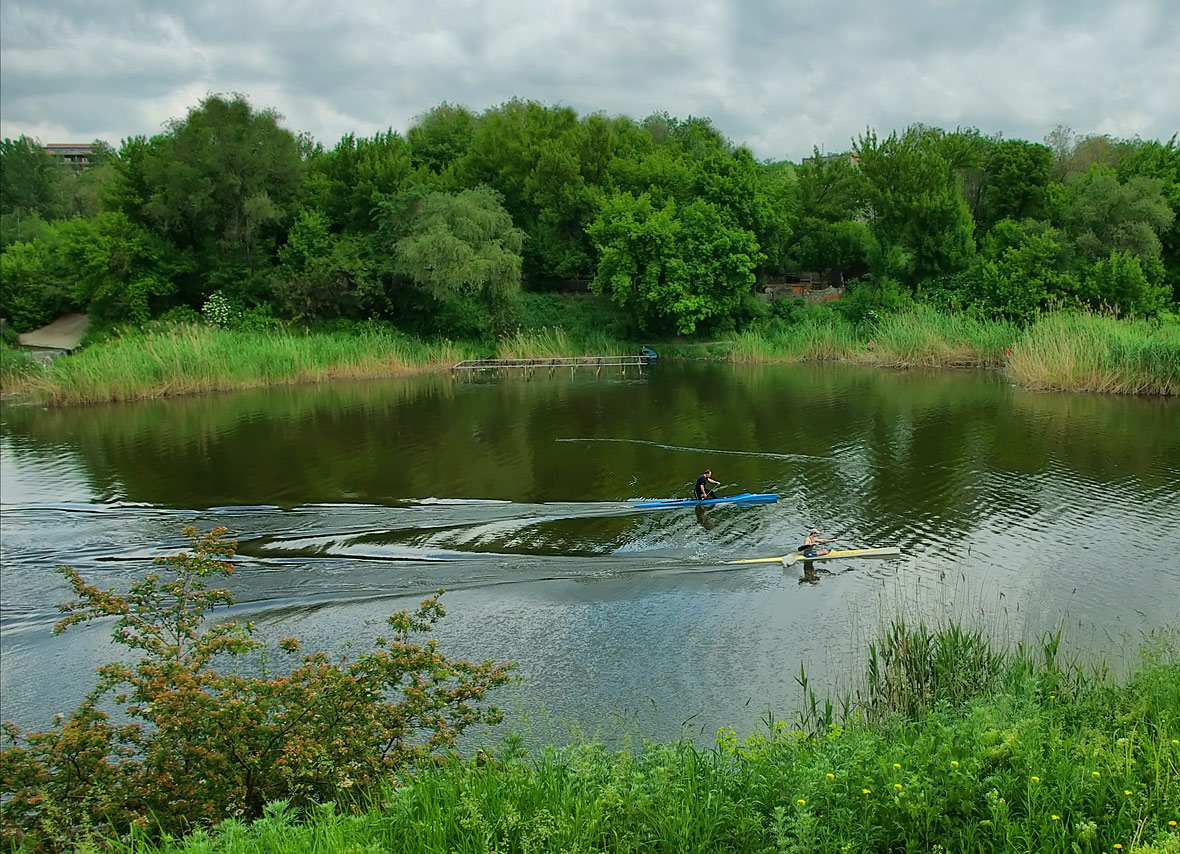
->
[2, 94, 1177, 339]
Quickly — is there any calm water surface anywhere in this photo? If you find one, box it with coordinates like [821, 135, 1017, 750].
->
[2, 362, 1178, 744]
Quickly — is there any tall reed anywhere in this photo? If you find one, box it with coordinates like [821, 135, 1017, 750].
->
[865, 305, 1017, 368]
[1008, 312, 1180, 395]
[7, 325, 473, 405]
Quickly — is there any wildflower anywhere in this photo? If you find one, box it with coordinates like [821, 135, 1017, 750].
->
[1170, 820, 1177, 827]
[894, 784, 903, 790]
[1117, 737, 1127, 745]
[1115, 846, 1123, 851]
[1051, 815, 1059, 821]
[862, 789, 871, 795]
[950, 760, 959, 767]
[825, 773, 834, 780]
[1091, 771, 1100, 778]
[1173, 739, 1179, 745]
[1124, 790, 1132, 796]
[1031, 776, 1040, 783]
[797, 799, 806, 806]
[893, 763, 901, 770]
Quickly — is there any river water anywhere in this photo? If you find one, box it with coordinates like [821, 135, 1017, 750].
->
[2, 361, 1178, 745]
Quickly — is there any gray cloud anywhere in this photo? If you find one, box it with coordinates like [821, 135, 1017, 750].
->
[1, 0, 1177, 160]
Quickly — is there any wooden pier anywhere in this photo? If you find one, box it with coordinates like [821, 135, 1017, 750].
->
[451, 354, 652, 376]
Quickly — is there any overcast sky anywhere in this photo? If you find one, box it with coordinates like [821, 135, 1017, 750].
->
[2, 0, 1177, 162]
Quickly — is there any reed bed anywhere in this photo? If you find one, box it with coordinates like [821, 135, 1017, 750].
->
[0, 343, 43, 386]
[3, 308, 1176, 405]
[3, 325, 473, 406]
[721, 320, 860, 363]
[493, 327, 634, 360]
[1009, 312, 1180, 396]
[106, 623, 1180, 854]
[864, 305, 1017, 368]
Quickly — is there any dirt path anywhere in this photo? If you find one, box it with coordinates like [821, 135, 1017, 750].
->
[17, 313, 89, 351]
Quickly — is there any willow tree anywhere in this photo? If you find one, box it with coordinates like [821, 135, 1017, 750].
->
[390, 186, 525, 335]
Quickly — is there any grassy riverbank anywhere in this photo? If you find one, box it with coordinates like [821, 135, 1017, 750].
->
[700, 306, 1180, 395]
[96, 623, 1180, 854]
[0, 323, 635, 406]
[3, 303, 1177, 405]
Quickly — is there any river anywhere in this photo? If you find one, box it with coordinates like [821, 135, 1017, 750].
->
[2, 361, 1178, 745]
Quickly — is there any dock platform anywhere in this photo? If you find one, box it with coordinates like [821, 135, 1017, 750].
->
[451, 354, 652, 374]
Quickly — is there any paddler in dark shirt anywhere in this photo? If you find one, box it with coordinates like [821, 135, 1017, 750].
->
[694, 469, 719, 500]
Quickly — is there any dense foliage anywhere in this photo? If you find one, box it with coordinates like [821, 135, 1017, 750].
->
[28, 623, 1180, 853]
[0, 527, 514, 851]
[3, 97, 1177, 341]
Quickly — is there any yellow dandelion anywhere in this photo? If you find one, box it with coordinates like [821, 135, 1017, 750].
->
[1172, 739, 1179, 745]
[1124, 790, 1132, 796]
[1115, 845, 1123, 851]
[1169, 820, 1178, 827]
[1031, 776, 1040, 783]
[1051, 815, 1059, 821]
[893, 763, 901, 770]
[950, 760, 959, 767]
[894, 783, 903, 790]
[825, 773, 834, 780]
[862, 789, 871, 795]
[1091, 771, 1100, 778]
[797, 799, 806, 806]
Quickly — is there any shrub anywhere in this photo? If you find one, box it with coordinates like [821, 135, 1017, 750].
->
[0, 527, 514, 850]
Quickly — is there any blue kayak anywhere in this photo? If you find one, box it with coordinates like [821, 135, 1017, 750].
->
[632, 492, 778, 510]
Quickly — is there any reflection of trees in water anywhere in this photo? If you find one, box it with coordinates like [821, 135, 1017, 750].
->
[1, 362, 1174, 515]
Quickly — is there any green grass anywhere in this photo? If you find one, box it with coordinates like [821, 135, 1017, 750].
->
[95, 624, 1180, 854]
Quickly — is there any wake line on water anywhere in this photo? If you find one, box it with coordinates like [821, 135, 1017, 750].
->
[556, 437, 826, 462]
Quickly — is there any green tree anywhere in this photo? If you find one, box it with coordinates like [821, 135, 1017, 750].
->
[978, 139, 1053, 231]
[1058, 165, 1174, 280]
[0, 136, 64, 246]
[588, 192, 762, 335]
[457, 100, 599, 282]
[1084, 250, 1169, 316]
[0, 234, 75, 329]
[854, 127, 976, 282]
[407, 103, 477, 176]
[307, 130, 414, 234]
[107, 94, 305, 304]
[1116, 135, 1180, 302]
[63, 212, 189, 323]
[388, 186, 525, 333]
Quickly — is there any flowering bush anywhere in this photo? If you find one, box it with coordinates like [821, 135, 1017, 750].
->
[201, 290, 236, 327]
[0, 527, 514, 850]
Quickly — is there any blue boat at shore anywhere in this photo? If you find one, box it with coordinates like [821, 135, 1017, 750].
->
[631, 492, 778, 510]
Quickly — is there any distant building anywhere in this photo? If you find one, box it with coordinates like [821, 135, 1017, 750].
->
[43, 143, 93, 166]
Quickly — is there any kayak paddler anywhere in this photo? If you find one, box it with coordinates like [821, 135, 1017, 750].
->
[694, 469, 719, 500]
[801, 529, 836, 557]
